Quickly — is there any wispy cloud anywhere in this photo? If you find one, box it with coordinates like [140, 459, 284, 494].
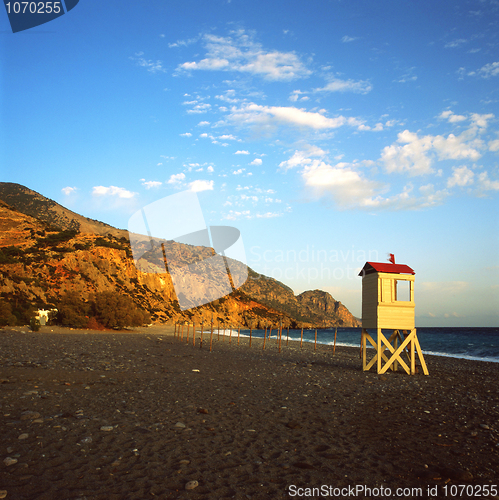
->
[444, 38, 468, 48]
[478, 61, 499, 78]
[380, 114, 491, 177]
[61, 186, 77, 195]
[130, 52, 166, 73]
[227, 103, 364, 131]
[167, 173, 186, 185]
[176, 29, 312, 81]
[168, 37, 198, 48]
[141, 180, 163, 189]
[92, 186, 136, 198]
[314, 77, 372, 94]
[280, 147, 447, 210]
[341, 35, 358, 43]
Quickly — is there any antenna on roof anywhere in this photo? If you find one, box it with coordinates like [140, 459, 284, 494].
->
[388, 253, 395, 264]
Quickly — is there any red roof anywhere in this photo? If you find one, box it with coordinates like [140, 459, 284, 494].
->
[358, 261, 415, 276]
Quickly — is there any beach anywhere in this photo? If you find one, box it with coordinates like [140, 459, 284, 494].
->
[1, 325, 498, 500]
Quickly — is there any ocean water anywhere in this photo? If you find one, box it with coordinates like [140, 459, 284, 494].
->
[226, 327, 499, 363]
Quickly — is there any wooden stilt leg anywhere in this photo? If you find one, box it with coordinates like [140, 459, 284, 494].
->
[377, 328, 382, 373]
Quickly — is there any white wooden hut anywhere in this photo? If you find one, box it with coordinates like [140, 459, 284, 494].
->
[358, 260, 428, 375]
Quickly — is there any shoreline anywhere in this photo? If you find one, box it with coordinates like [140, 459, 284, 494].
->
[4, 323, 499, 365]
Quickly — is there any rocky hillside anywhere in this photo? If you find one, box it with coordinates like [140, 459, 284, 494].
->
[0, 182, 126, 238]
[0, 188, 360, 328]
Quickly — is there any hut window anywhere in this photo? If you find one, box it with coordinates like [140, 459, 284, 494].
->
[395, 280, 410, 301]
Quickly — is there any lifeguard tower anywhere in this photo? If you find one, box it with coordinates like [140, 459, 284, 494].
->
[358, 257, 428, 375]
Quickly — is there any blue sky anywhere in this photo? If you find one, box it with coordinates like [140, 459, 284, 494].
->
[1, 0, 498, 326]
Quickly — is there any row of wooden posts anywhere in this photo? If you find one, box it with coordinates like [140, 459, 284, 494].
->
[173, 320, 338, 354]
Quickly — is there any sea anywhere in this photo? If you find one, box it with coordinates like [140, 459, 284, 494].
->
[226, 327, 499, 364]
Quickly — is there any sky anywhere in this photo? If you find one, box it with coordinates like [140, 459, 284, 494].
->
[1, 0, 498, 326]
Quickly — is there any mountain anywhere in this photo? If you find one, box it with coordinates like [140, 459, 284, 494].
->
[0, 184, 360, 328]
[0, 182, 127, 238]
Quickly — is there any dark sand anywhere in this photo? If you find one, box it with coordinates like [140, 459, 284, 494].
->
[1, 325, 498, 500]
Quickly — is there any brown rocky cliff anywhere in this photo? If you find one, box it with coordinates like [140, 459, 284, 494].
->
[296, 290, 361, 327]
[0, 198, 360, 328]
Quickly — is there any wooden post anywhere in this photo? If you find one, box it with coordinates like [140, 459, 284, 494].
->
[237, 325, 241, 345]
[229, 325, 232, 344]
[186, 323, 190, 343]
[300, 327, 303, 348]
[181, 323, 184, 341]
[287, 326, 289, 346]
[249, 322, 252, 348]
[200, 321, 204, 349]
[174, 323, 177, 337]
[210, 316, 214, 352]
[262, 322, 267, 352]
[217, 322, 220, 340]
[268, 325, 272, 343]
[314, 328, 317, 350]
[278, 319, 282, 353]
[333, 327, 337, 355]
[364, 329, 369, 370]
[192, 322, 196, 347]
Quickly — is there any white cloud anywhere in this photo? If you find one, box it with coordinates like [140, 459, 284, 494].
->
[314, 77, 372, 94]
[198, 121, 210, 126]
[381, 125, 483, 176]
[478, 61, 499, 78]
[447, 166, 474, 187]
[489, 138, 499, 151]
[250, 158, 262, 166]
[223, 210, 252, 220]
[279, 145, 326, 170]
[476, 171, 499, 192]
[61, 186, 77, 195]
[167, 173, 186, 185]
[439, 110, 467, 123]
[189, 179, 214, 192]
[444, 38, 468, 49]
[180, 132, 192, 137]
[302, 160, 382, 206]
[168, 37, 198, 48]
[228, 103, 363, 131]
[470, 113, 494, 129]
[282, 148, 448, 210]
[341, 35, 358, 43]
[142, 180, 163, 189]
[92, 186, 136, 198]
[256, 211, 282, 218]
[176, 29, 311, 81]
[381, 130, 434, 176]
[235, 150, 250, 155]
[395, 68, 417, 83]
[207, 166, 214, 173]
[186, 103, 211, 114]
[130, 53, 166, 73]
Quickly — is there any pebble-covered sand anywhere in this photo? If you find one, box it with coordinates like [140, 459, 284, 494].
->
[1, 325, 498, 500]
